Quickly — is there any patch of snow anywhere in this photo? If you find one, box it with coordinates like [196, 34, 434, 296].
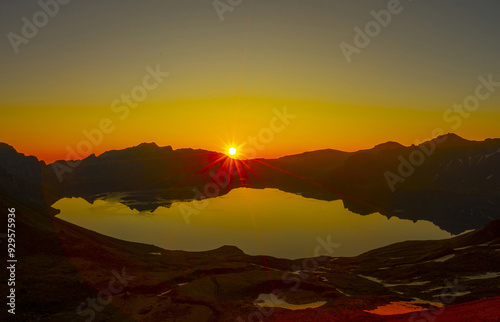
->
[433, 291, 470, 297]
[359, 275, 384, 284]
[412, 298, 444, 307]
[336, 288, 350, 297]
[433, 254, 455, 262]
[422, 287, 444, 293]
[158, 290, 172, 297]
[254, 293, 326, 310]
[484, 149, 500, 159]
[358, 275, 429, 288]
[454, 246, 472, 251]
[290, 271, 302, 276]
[149, 252, 162, 256]
[464, 272, 500, 280]
[384, 281, 430, 287]
[252, 264, 281, 272]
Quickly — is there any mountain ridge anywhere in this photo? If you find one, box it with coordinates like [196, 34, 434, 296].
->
[1, 133, 499, 233]
[0, 133, 478, 165]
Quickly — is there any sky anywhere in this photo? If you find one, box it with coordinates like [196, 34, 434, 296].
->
[1, 0, 500, 163]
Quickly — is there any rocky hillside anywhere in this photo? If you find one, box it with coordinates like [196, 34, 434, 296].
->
[2, 189, 499, 321]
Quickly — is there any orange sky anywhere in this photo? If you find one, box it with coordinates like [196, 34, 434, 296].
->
[3, 99, 499, 163]
[2, 1, 499, 163]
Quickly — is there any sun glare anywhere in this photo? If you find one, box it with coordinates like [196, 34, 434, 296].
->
[228, 147, 237, 156]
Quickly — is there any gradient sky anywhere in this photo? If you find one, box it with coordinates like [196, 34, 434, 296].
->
[1, 0, 500, 163]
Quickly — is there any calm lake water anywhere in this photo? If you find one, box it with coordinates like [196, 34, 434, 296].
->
[54, 188, 452, 259]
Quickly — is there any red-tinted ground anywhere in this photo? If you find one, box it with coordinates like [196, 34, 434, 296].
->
[270, 296, 500, 321]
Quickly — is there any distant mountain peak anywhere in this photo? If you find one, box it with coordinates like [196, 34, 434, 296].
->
[136, 142, 159, 148]
[437, 132, 466, 141]
[373, 141, 405, 150]
[0, 143, 42, 163]
[0, 142, 17, 153]
[428, 133, 470, 147]
[98, 142, 173, 160]
[122, 142, 173, 152]
[211, 245, 245, 255]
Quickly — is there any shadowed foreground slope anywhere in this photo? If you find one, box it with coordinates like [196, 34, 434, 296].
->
[2, 192, 500, 321]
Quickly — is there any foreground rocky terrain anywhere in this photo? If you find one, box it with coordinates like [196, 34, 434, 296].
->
[1, 137, 500, 321]
[2, 191, 499, 321]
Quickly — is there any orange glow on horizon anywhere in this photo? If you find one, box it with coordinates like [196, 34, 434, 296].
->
[4, 103, 500, 166]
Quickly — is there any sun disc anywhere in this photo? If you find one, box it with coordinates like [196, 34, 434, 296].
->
[228, 147, 237, 156]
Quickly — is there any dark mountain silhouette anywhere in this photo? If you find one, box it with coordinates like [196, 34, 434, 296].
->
[249, 134, 500, 233]
[426, 132, 473, 147]
[0, 143, 55, 214]
[372, 141, 406, 151]
[1, 135, 500, 320]
[1, 133, 499, 233]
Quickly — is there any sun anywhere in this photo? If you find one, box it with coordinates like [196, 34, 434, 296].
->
[228, 147, 237, 156]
